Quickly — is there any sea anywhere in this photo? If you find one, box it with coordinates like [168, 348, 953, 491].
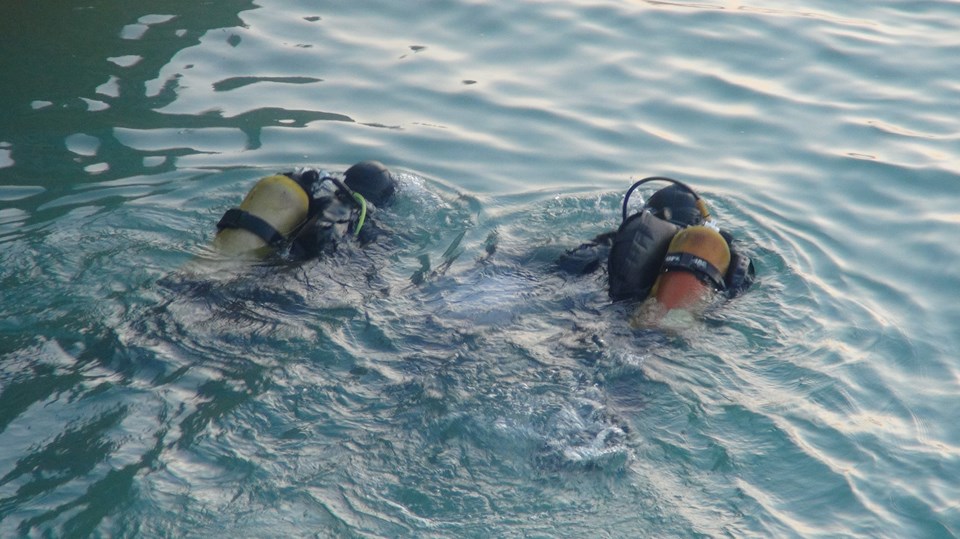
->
[1, 0, 958, 537]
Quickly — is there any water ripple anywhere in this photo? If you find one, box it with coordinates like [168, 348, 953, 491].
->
[2, 0, 959, 536]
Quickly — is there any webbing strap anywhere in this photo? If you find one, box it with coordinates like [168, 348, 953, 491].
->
[216, 208, 286, 247]
[662, 252, 726, 290]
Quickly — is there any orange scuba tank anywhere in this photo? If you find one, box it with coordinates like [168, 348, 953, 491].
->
[652, 225, 730, 310]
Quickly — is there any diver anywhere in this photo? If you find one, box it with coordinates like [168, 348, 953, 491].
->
[558, 177, 754, 315]
[212, 160, 397, 260]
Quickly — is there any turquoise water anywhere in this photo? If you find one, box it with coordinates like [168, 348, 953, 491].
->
[2, 0, 959, 536]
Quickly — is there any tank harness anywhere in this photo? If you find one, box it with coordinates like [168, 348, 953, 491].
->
[608, 177, 740, 307]
[214, 169, 367, 256]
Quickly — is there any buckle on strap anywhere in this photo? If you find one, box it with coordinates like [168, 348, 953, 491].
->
[217, 208, 286, 248]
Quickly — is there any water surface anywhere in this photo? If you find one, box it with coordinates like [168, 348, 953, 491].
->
[1, 0, 959, 537]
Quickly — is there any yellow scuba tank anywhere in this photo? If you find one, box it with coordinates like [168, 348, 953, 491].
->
[652, 225, 730, 310]
[212, 174, 310, 257]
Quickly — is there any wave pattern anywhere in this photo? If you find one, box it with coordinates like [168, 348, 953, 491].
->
[1, 0, 959, 536]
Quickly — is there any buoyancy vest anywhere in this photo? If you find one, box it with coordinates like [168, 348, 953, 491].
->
[607, 209, 681, 301]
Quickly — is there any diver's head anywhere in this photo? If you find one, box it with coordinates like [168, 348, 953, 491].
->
[645, 184, 703, 227]
[344, 160, 396, 207]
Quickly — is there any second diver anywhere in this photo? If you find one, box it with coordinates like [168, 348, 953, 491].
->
[559, 177, 755, 317]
